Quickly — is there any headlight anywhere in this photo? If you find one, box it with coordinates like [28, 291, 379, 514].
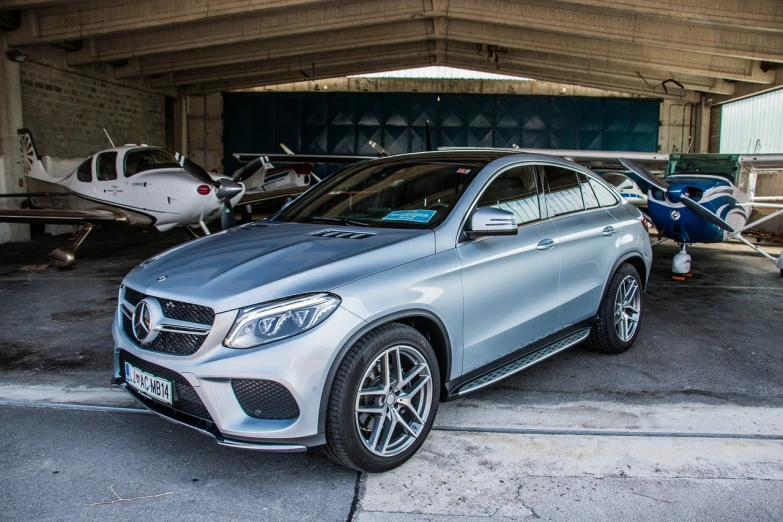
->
[224, 293, 340, 349]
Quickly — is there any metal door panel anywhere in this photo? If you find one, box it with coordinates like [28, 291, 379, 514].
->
[458, 221, 561, 373]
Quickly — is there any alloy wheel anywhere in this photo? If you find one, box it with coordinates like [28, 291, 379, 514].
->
[354, 344, 433, 457]
[614, 275, 641, 342]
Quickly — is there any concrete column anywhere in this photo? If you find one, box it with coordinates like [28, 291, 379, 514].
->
[0, 36, 30, 243]
[179, 94, 189, 156]
[695, 95, 711, 154]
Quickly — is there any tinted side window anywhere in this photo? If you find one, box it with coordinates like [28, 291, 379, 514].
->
[97, 152, 118, 181]
[541, 165, 584, 217]
[477, 165, 541, 225]
[76, 158, 92, 182]
[579, 173, 600, 210]
[589, 179, 620, 207]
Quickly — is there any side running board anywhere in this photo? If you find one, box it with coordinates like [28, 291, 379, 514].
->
[456, 328, 591, 396]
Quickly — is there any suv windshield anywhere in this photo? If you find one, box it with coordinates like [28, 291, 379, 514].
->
[125, 148, 182, 177]
[275, 160, 481, 229]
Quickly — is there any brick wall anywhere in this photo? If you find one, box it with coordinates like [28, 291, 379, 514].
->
[20, 61, 165, 158]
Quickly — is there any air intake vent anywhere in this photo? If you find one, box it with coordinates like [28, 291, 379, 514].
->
[311, 229, 375, 239]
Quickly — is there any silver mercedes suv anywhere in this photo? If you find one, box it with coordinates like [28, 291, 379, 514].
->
[114, 151, 652, 472]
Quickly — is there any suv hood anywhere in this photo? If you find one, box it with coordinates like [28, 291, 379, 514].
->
[122, 221, 435, 313]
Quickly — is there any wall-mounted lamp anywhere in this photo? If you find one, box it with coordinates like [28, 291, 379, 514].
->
[5, 49, 28, 63]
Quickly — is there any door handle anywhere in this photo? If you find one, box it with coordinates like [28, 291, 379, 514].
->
[537, 238, 555, 251]
[602, 226, 616, 237]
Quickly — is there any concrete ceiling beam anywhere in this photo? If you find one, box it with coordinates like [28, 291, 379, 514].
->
[445, 44, 732, 96]
[65, 0, 427, 65]
[6, 0, 335, 45]
[181, 56, 438, 95]
[448, 20, 776, 84]
[114, 19, 431, 79]
[555, 0, 783, 33]
[444, 56, 701, 102]
[151, 41, 440, 88]
[449, 0, 783, 62]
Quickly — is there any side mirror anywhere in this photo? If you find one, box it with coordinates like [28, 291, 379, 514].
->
[466, 207, 517, 238]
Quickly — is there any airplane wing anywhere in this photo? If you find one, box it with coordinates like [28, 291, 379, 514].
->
[0, 208, 127, 225]
[233, 153, 376, 164]
[238, 187, 308, 206]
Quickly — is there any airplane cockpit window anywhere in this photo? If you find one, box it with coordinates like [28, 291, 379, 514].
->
[96, 152, 118, 181]
[76, 158, 92, 182]
[125, 149, 181, 177]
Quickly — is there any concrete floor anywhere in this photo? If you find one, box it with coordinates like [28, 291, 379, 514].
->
[1, 228, 782, 521]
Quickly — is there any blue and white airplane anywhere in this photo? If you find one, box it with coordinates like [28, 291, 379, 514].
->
[616, 155, 783, 277]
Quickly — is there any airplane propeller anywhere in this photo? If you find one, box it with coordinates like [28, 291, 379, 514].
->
[232, 157, 266, 183]
[176, 153, 244, 230]
[619, 158, 735, 233]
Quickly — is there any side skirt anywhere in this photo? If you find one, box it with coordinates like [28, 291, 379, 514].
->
[444, 321, 593, 399]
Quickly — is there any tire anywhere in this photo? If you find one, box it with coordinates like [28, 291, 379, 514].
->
[586, 263, 644, 354]
[323, 322, 440, 473]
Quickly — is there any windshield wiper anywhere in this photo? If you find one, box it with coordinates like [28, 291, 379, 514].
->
[309, 216, 371, 227]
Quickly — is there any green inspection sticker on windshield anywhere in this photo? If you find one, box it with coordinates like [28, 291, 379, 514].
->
[382, 210, 437, 223]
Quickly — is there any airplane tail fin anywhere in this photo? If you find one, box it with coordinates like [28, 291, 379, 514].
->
[17, 128, 56, 182]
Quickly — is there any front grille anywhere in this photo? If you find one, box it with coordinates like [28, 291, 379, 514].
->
[120, 350, 213, 422]
[124, 287, 144, 307]
[121, 286, 214, 356]
[121, 313, 205, 355]
[232, 379, 300, 420]
[159, 298, 215, 325]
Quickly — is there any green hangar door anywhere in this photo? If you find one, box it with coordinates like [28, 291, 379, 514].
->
[223, 93, 660, 174]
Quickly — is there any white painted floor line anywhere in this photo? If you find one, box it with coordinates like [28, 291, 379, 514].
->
[2, 399, 782, 441]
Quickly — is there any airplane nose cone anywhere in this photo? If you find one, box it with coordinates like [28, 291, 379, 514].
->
[216, 180, 243, 200]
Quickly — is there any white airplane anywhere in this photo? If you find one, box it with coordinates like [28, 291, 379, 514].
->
[0, 129, 253, 267]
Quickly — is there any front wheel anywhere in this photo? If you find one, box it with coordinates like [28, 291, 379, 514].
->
[324, 323, 440, 472]
[586, 263, 644, 354]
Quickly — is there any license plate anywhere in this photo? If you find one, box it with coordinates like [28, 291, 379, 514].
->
[125, 362, 173, 405]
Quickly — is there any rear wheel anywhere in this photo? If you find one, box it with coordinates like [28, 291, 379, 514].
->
[323, 323, 440, 472]
[586, 263, 643, 354]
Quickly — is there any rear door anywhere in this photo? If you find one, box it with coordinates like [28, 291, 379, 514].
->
[458, 164, 560, 372]
[538, 164, 620, 330]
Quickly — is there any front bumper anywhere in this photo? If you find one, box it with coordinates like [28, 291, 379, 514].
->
[113, 304, 366, 450]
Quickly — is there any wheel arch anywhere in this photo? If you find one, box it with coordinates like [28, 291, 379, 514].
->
[600, 251, 648, 307]
[317, 309, 452, 434]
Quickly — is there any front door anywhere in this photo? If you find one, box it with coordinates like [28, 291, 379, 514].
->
[458, 164, 561, 373]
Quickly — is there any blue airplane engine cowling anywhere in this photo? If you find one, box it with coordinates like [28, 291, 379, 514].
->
[646, 176, 746, 244]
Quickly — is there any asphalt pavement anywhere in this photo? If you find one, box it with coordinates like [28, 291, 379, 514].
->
[1, 227, 782, 521]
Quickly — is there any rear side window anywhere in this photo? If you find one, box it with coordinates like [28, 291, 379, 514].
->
[541, 165, 584, 217]
[76, 158, 92, 182]
[477, 165, 541, 225]
[96, 152, 118, 181]
[579, 173, 600, 210]
[589, 178, 620, 207]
